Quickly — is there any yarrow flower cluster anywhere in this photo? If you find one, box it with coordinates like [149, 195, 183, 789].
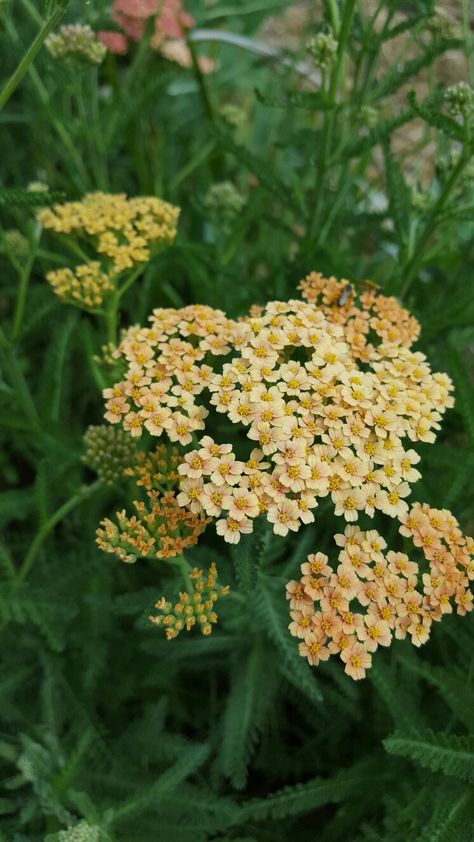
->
[149, 562, 230, 639]
[96, 445, 209, 562]
[444, 82, 474, 120]
[287, 503, 473, 680]
[38, 192, 179, 308]
[102, 276, 453, 543]
[46, 24, 107, 64]
[46, 262, 114, 309]
[83, 424, 137, 485]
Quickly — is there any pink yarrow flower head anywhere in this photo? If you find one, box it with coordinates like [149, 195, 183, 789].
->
[98, 30, 129, 54]
[111, 0, 195, 42]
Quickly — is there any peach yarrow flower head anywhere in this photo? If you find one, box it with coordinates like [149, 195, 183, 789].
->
[102, 277, 454, 543]
[287, 503, 473, 680]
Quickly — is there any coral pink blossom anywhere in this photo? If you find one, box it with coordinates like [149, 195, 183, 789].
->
[112, 0, 194, 42]
[98, 30, 129, 54]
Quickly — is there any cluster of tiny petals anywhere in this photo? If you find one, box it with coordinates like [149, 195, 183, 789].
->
[45, 24, 107, 64]
[46, 262, 114, 309]
[287, 508, 473, 680]
[103, 281, 454, 542]
[96, 445, 209, 562]
[298, 272, 421, 362]
[39, 192, 179, 272]
[399, 502, 474, 615]
[149, 563, 230, 639]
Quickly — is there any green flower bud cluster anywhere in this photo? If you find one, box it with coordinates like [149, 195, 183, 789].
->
[1, 229, 30, 261]
[307, 30, 338, 71]
[428, 10, 461, 41]
[48, 820, 101, 842]
[204, 182, 245, 225]
[359, 105, 378, 128]
[220, 103, 246, 128]
[83, 424, 136, 486]
[46, 24, 107, 65]
[444, 82, 474, 120]
[149, 563, 230, 639]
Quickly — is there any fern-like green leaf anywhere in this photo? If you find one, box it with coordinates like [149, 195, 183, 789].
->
[373, 38, 461, 100]
[383, 142, 411, 246]
[255, 576, 322, 704]
[106, 742, 210, 828]
[0, 187, 66, 208]
[240, 759, 383, 821]
[407, 89, 465, 143]
[219, 642, 278, 789]
[384, 731, 474, 782]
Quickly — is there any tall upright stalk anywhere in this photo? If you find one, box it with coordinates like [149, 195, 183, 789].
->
[307, 0, 356, 246]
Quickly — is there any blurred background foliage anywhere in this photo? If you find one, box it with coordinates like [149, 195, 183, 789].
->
[0, 0, 474, 839]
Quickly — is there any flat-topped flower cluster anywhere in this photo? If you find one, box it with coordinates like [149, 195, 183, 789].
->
[103, 279, 453, 542]
[38, 192, 179, 308]
[287, 503, 473, 679]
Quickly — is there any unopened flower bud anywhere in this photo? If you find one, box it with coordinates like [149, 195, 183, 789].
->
[307, 30, 338, 70]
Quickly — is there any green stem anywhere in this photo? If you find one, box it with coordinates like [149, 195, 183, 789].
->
[168, 552, 194, 594]
[12, 225, 40, 340]
[105, 291, 120, 344]
[17, 480, 102, 587]
[186, 31, 215, 123]
[400, 152, 471, 299]
[0, 326, 41, 431]
[18, 0, 43, 25]
[0, 5, 66, 111]
[4, 17, 89, 190]
[117, 263, 145, 299]
[307, 0, 356, 245]
[326, 0, 341, 35]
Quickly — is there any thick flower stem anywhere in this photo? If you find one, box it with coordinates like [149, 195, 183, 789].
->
[0, 5, 66, 111]
[168, 552, 194, 594]
[17, 480, 102, 587]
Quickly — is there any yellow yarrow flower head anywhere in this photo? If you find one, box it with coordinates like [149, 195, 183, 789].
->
[45, 262, 114, 309]
[38, 192, 180, 308]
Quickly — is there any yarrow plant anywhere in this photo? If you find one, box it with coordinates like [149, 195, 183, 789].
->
[38, 192, 179, 339]
[97, 271, 473, 670]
